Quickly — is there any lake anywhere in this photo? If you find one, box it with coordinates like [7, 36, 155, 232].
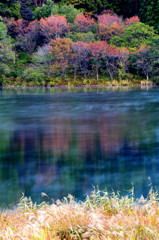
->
[0, 86, 158, 208]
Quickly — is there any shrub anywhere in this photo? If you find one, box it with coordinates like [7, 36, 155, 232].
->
[23, 67, 46, 84]
[58, 5, 81, 23]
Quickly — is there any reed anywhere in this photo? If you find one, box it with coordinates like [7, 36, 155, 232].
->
[0, 188, 159, 239]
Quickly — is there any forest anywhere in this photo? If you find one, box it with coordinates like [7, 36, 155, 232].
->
[1, 0, 159, 86]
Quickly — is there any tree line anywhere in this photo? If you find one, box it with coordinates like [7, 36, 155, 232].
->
[1, 0, 159, 28]
[1, 1, 159, 86]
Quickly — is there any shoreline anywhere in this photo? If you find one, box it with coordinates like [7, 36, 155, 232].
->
[0, 83, 156, 88]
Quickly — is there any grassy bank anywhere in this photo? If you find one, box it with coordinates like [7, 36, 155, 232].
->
[0, 189, 159, 239]
[1, 78, 154, 88]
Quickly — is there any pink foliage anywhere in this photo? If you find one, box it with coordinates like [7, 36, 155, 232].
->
[26, 20, 39, 33]
[72, 41, 89, 58]
[88, 41, 120, 59]
[40, 15, 69, 40]
[98, 14, 123, 27]
[74, 13, 95, 32]
[13, 20, 40, 53]
[106, 45, 120, 57]
[120, 48, 129, 61]
[88, 41, 107, 59]
[72, 41, 89, 78]
[13, 19, 29, 38]
[125, 16, 140, 26]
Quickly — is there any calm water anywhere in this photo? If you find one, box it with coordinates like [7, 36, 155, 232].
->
[0, 86, 159, 208]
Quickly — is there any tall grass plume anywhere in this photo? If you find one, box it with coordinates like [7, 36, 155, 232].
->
[0, 188, 159, 239]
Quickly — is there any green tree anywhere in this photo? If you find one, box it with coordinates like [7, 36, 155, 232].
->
[110, 22, 158, 51]
[67, 32, 95, 43]
[9, 2, 21, 19]
[0, 19, 15, 85]
[110, 0, 140, 17]
[33, 0, 55, 20]
[148, 40, 159, 82]
[60, 0, 111, 13]
[20, 0, 33, 21]
[58, 5, 81, 23]
[140, 0, 159, 30]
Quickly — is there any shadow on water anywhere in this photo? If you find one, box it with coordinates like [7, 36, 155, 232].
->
[0, 86, 158, 208]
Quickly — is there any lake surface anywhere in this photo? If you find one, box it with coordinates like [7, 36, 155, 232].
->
[0, 86, 159, 208]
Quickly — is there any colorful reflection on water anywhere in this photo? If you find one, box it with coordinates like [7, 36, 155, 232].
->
[0, 86, 158, 208]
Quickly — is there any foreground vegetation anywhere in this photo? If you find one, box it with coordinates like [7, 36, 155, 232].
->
[1, 189, 159, 239]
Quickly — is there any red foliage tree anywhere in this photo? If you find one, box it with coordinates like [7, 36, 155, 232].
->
[13, 19, 29, 38]
[102, 45, 120, 80]
[74, 13, 95, 33]
[72, 41, 89, 79]
[13, 19, 40, 54]
[134, 45, 150, 80]
[98, 13, 124, 42]
[98, 22, 125, 42]
[40, 15, 69, 41]
[125, 16, 140, 26]
[88, 41, 107, 81]
[25, 20, 40, 54]
[49, 38, 73, 80]
[98, 13, 123, 27]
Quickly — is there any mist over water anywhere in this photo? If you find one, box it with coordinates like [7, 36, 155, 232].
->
[0, 87, 158, 208]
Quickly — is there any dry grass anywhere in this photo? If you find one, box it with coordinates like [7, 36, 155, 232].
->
[1, 188, 159, 239]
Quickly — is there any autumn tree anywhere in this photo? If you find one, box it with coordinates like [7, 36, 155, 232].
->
[74, 13, 95, 33]
[132, 45, 150, 80]
[40, 15, 69, 41]
[88, 41, 106, 81]
[25, 20, 40, 54]
[98, 13, 123, 26]
[13, 19, 29, 38]
[125, 16, 140, 26]
[13, 19, 40, 53]
[98, 22, 125, 42]
[33, 44, 52, 77]
[72, 41, 89, 79]
[98, 13, 124, 42]
[49, 38, 73, 80]
[102, 45, 120, 80]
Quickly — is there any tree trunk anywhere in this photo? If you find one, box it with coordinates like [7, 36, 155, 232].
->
[84, 71, 87, 79]
[107, 66, 113, 81]
[74, 65, 77, 80]
[96, 62, 99, 81]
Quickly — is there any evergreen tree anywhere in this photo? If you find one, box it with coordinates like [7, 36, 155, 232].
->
[0, 17, 15, 86]
[149, 39, 159, 82]
[110, 0, 140, 17]
[140, 0, 159, 30]
[19, 0, 33, 21]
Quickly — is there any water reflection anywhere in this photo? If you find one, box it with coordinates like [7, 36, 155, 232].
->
[0, 86, 158, 208]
